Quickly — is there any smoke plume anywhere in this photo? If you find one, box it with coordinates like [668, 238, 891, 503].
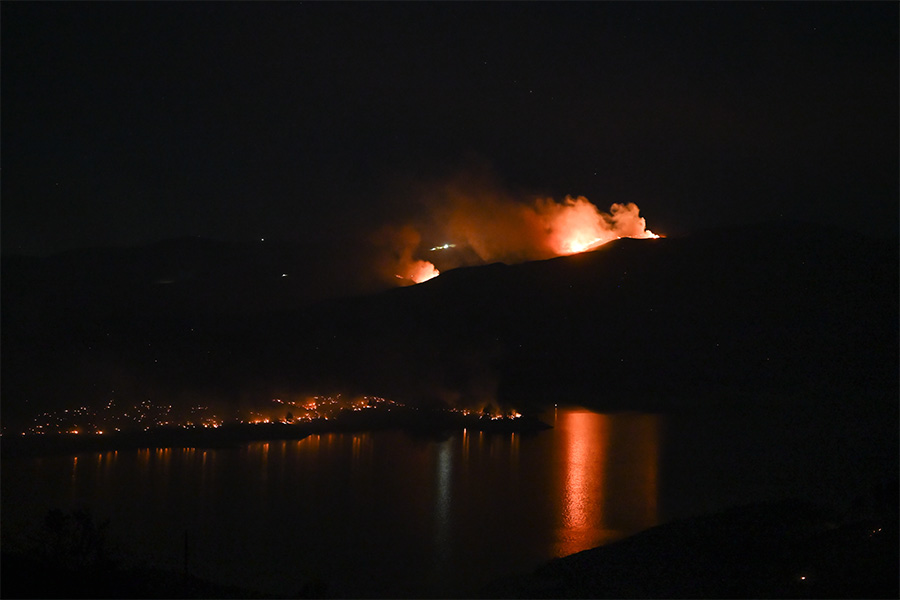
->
[375, 171, 658, 285]
[371, 224, 440, 284]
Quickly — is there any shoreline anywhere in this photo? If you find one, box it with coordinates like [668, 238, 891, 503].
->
[0, 407, 551, 458]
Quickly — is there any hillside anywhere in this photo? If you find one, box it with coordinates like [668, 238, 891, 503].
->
[2, 221, 897, 429]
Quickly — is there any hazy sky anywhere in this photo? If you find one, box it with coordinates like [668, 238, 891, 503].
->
[2, 2, 897, 255]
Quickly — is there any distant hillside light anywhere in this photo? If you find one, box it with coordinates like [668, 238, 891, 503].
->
[429, 243, 456, 251]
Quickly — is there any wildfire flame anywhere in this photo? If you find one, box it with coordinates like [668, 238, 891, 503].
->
[436, 184, 659, 265]
[548, 199, 659, 255]
[375, 224, 442, 284]
[400, 260, 439, 284]
[378, 173, 660, 286]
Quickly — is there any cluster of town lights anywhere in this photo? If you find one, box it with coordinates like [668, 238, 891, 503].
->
[19, 394, 523, 436]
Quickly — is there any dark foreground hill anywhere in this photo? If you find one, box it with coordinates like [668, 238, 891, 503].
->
[2, 221, 897, 428]
[482, 492, 899, 599]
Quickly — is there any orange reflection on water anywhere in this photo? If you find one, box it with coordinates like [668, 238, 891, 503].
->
[555, 410, 660, 557]
[558, 410, 610, 555]
[352, 434, 362, 460]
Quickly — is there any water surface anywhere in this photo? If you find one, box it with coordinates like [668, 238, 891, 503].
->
[2, 404, 893, 597]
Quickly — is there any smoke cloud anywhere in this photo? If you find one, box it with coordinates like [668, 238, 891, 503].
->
[375, 171, 658, 285]
[371, 224, 440, 284]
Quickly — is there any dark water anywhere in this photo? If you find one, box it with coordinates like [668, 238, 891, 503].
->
[2, 405, 895, 597]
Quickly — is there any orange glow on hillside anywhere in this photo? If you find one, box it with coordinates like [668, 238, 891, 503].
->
[400, 260, 439, 284]
[549, 199, 660, 255]
[381, 184, 660, 287]
[376, 224, 440, 285]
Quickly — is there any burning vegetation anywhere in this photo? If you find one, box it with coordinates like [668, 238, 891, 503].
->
[381, 173, 659, 285]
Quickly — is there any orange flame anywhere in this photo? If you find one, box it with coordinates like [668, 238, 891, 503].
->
[401, 260, 439, 284]
[375, 224, 440, 285]
[547, 199, 659, 255]
[440, 191, 659, 264]
[377, 171, 660, 285]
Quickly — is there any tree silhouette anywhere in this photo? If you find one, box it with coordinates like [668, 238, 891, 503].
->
[42, 507, 110, 570]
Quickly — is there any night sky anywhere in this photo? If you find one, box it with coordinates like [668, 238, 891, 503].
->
[2, 2, 897, 256]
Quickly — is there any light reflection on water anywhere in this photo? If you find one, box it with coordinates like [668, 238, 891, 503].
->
[555, 409, 660, 557]
[3, 407, 661, 597]
[2, 402, 894, 597]
[558, 410, 611, 554]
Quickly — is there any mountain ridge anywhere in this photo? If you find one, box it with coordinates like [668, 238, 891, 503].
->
[2, 221, 897, 429]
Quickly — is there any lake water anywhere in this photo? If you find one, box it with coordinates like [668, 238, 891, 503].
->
[1, 404, 895, 597]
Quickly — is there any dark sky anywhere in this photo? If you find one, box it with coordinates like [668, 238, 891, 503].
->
[2, 1, 897, 256]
